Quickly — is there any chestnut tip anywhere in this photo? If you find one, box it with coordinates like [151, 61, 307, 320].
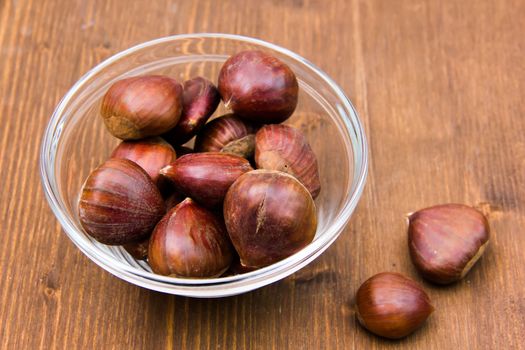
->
[159, 164, 173, 177]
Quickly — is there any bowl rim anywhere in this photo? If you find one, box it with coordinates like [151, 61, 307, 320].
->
[40, 33, 368, 297]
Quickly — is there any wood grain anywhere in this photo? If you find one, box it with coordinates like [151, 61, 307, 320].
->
[1, 0, 524, 348]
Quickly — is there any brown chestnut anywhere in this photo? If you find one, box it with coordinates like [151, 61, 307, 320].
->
[218, 50, 299, 123]
[223, 170, 317, 268]
[408, 203, 490, 284]
[356, 272, 434, 339]
[163, 77, 220, 145]
[78, 159, 166, 245]
[101, 75, 183, 140]
[123, 238, 150, 260]
[255, 124, 320, 198]
[110, 136, 177, 185]
[148, 198, 233, 277]
[160, 152, 253, 208]
[194, 114, 259, 159]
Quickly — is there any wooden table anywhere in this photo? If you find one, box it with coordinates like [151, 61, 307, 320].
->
[1, 0, 524, 348]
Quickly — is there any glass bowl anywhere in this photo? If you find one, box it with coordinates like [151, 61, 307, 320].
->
[40, 33, 368, 298]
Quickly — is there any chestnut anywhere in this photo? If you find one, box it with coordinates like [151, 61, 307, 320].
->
[223, 170, 317, 268]
[160, 152, 253, 208]
[255, 124, 320, 198]
[100, 75, 183, 140]
[355, 272, 434, 339]
[408, 203, 490, 284]
[110, 136, 176, 185]
[218, 50, 299, 123]
[194, 114, 259, 159]
[78, 159, 165, 245]
[163, 77, 220, 145]
[148, 198, 233, 277]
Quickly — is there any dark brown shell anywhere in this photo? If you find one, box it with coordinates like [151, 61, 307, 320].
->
[100, 75, 183, 140]
[160, 152, 253, 208]
[218, 50, 298, 124]
[255, 124, 320, 198]
[223, 170, 317, 268]
[148, 198, 233, 277]
[163, 77, 220, 145]
[408, 203, 490, 284]
[78, 159, 166, 245]
[355, 272, 434, 339]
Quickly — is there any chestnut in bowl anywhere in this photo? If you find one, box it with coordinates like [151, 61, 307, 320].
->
[218, 50, 299, 124]
[41, 34, 368, 297]
[110, 136, 176, 186]
[149, 198, 233, 277]
[78, 158, 166, 245]
[163, 77, 220, 146]
[224, 170, 317, 268]
[100, 75, 183, 140]
[160, 152, 253, 208]
[255, 124, 321, 198]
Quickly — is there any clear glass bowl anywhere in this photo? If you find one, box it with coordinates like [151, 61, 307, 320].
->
[40, 33, 368, 297]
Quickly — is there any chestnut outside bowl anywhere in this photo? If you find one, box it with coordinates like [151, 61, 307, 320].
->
[40, 33, 368, 298]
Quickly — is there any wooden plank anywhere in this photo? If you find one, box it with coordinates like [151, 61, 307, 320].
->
[0, 0, 524, 348]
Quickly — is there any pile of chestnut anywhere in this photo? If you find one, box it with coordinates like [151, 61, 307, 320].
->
[78, 50, 320, 278]
[76, 48, 490, 341]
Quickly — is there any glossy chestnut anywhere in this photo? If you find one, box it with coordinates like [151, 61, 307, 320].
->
[160, 152, 253, 208]
[110, 136, 176, 185]
[408, 203, 490, 284]
[218, 50, 298, 123]
[223, 170, 317, 268]
[100, 75, 183, 140]
[255, 124, 320, 198]
[355, 272, 434, 339]
[78, 159, 165, 245]
[163, 77, 220, 145]
[148, 198, 233, 277]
